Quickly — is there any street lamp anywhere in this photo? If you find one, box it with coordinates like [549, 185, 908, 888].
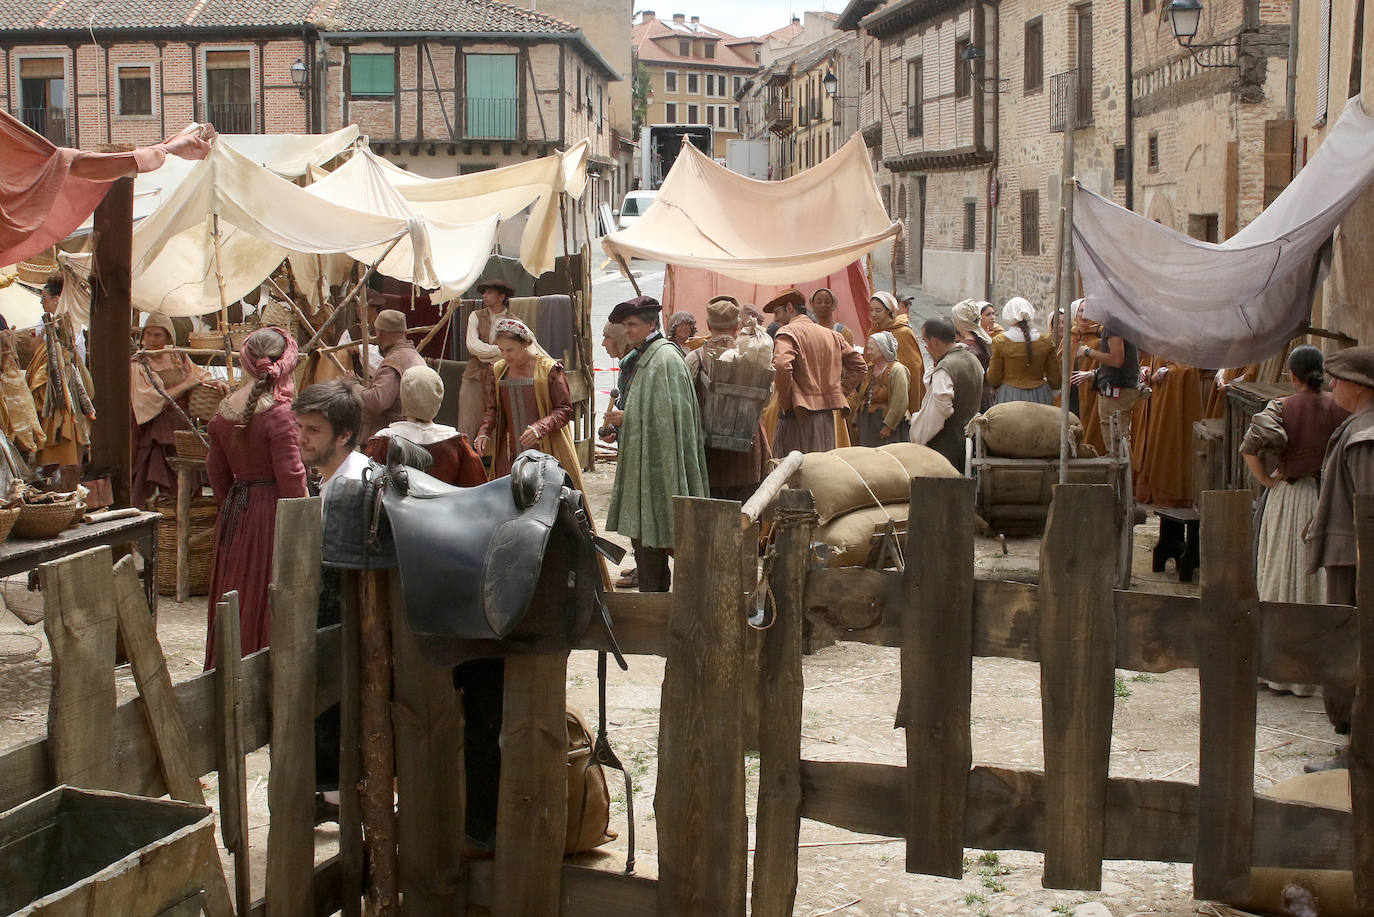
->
[958, 44, 1008, 92]
[822, 69, 838, 97]
[290, 58, 309, 99]
[1166, 0, 1240, 67]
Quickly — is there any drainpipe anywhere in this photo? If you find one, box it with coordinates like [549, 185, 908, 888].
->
[984, 0, 999, 301]
[1286, 0, 1300, 118]
[1125, 0, 1135, 211]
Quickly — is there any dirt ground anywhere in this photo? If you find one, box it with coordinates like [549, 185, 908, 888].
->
[0, 461, 1347, 916]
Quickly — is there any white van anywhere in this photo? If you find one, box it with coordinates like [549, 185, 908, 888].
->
[617, 191, 659, 230]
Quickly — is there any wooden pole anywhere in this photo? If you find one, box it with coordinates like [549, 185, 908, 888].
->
[266, 498, 322, 917]
[657, 496, 747, 917]
[415, 303, 458, 353]
[741, 451, 803, 527]
[89, 175, 134, 508]
[1193, 490, 1259, 901]
[615, 254, 642, 296]
[359, 288, 372, 384]
[901, 476, 976, 878]
[1353, 493, 1374, 908]
[210, 213, 236, 385]
[302, 237, 403, 352]
[338, 571, 365, 917]
[1056, 85, 1077, 486]
[1039, 484, 1116, 889]
[358, 570, 399, 917]
[750, 488, 815, 917]
[215, 591, 252, 917]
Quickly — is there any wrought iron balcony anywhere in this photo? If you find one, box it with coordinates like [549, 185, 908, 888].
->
[464, 97, 518, 140]
[765, 100, 793, 136]
[1049, 68, 1093, 132]
[19, 107, 68, 145]
[206, 101, 253, 134]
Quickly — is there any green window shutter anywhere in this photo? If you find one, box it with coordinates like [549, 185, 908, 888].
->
[351, 53, 394, 98]
[465, 53, 517, 139]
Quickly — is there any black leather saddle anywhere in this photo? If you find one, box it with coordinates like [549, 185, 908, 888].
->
[323, 438, 627, 668]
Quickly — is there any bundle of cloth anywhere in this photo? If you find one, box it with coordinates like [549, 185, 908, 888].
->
[790, 442, 960, 567]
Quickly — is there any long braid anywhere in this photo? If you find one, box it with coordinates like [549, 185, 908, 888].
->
[234, 328, 287, 438]
[1018, 319, 1033, 366]
[235, 374, 275, 436]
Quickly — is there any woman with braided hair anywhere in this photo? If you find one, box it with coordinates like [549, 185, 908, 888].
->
[204, 327, 307, 667]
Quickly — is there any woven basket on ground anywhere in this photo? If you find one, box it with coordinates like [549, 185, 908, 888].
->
[12, 501, 80, 539]
[187, 384, 224, 422]
[174, 428, 210, 461]
[0, 507, 19, 546]
[155, 494, 217, 596]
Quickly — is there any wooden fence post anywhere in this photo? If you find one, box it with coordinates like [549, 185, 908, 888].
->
[657, 496, 747, 917]
[42, 545, 118, 791]
[492, 653, 568, 916]
[338, 571, 365, 917]
[359, 570, 399, 917]
[901, 476, 976, 878]
[215, 592, 252, 917]
[751, 488, 816, 917]
[391, 572, 466, 914]
[1039, 484, 1117, 890]
[1351, 493, 1374, 907]
[1193, 490, 1258, 902]
[267, 498, 322, 917]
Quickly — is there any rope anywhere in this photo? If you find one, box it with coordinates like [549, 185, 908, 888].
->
[830, 452, 908, 570]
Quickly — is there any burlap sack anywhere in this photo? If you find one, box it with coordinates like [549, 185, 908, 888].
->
[793, 442, 959, 525]
[814, 503, 910, 567]
[1230, 771, 1366, 916]
[966, 402, 1084, 459]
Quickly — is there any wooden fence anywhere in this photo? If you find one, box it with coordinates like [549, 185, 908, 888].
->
[1, 484, 1368, 915]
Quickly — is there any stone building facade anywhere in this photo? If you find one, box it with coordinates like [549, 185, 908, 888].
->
[0, 0, 621, 212]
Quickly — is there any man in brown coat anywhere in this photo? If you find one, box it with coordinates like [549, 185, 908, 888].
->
[355, 308, 426, 440]
[767, 288, 865, 455]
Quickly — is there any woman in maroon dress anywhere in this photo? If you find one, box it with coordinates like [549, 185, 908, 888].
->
[204, 327, 307, 667]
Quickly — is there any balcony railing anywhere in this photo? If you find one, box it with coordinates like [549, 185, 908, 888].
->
[465, 97, 518, 140]
[20, 107, 68, 145]
[765, 100, 792, 136]
[206, 101, 253, 134]
[1049, 68, 1093, 132]
[907, 105, 923, 138]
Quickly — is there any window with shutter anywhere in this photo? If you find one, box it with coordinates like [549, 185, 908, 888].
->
[907, 58, 923, 137]
[665, 71, 678, 93]
[118, 66, 153, 116]
[350, 53, 395, 98]
[1021, 190, 1040, 255]
[687, 72, 699, 94]
[665, 102, 677, 123]
[465, 53, 517, 139]
[688, 103, 699, 123]
[964, 200, 977, 251]
[955, 38, 971, 98]
[1025, 19, 1044, 93]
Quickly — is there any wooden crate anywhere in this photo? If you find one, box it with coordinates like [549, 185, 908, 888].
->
[0, 786, 220, 917]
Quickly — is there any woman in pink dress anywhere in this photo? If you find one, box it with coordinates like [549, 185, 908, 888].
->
[204, 328, 308, 667]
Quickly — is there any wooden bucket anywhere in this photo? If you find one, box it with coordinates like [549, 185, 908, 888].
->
[700, 358, 773, 453]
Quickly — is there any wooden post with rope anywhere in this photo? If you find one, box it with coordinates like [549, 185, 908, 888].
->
[210, 213, 236, 385]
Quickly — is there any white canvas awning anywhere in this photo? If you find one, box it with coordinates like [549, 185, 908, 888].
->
[601, 133, 901, 285]
[1073, 96, 1374, 368]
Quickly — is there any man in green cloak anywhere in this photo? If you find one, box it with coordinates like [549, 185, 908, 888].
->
[605, 295, 710, 592]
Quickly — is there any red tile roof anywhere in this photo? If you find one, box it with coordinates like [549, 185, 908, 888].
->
[632, 15, 758, 69]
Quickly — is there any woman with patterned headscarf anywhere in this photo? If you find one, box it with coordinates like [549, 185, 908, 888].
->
[854, 330, 911, 446]
[475, 317, 586, 489]
[950, 299, 995, 411]
[986, 297, 1061, 404]
[205, 327, 307, 666]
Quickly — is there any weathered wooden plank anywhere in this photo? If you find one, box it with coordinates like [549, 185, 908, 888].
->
[740, 518, 763, 754]
[1352, 494, 1374, 908]
[266, 498, 321, 917]
[249, 854, 345, 917]
[901, 476, 975, 878]
[656, 497, 747, 917]
[337, 573, 364, 917]
[0, 625, 343, 814]
[42, 545, 119, 791]
[580, 591, 672, 657]
[111, 556, 235, 917]
[751, 489, 814, 917]
[492, 653, 568, 916]
[798, 761, 1353, 871]
[1038, 484, 1117, 890]
[1194, 490, 1259, 901]
[216, 591, 252, 917]
[359, 570, 399, 917]
[466, 862, 658, 916]
[389, 574, 465, 914]
[89, 176, 134, 509]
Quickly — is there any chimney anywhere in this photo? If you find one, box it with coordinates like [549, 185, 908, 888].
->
[791, 15, 800, 24]
[641, 9, 655, 20]
[690, 15, 700, 24]
[672, 13, 686, 23]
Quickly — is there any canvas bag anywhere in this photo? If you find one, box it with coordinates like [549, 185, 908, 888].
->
[565, 704, 617, 854]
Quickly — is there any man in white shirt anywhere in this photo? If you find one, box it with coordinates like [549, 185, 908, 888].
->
[909, 317, 985, 473]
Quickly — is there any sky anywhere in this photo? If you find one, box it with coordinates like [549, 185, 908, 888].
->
[636, 1, 836, 38]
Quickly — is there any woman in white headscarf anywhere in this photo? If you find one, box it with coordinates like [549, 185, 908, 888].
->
[986, 297, 1061, 404]
[950, 299, 995, 411]
[854, 330, 910, 446]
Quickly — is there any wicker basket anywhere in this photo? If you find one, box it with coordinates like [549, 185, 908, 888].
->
[173, 429, 210, 461]
[155, 495, 217, 596]
[259, 301, 299, 336]
[186, 384, 224, 422]
[0, 507, 20, 546]
[16, 259, 57, 285]
[188, 323, 257, 352]
[12, 501, 81, 540]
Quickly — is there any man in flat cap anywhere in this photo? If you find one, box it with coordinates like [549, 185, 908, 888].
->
[766, 288, 866, 454]
[354, 308, 426, 440]
[605, 295, 710, 592]
[1306, 346, 1374, 766]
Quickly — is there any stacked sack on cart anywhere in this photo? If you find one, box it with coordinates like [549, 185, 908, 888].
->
[790, 442, 960, 568]
[964, 401, 1090, 460]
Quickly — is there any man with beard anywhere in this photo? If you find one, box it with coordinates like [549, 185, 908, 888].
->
[355, 309, 425, 440]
